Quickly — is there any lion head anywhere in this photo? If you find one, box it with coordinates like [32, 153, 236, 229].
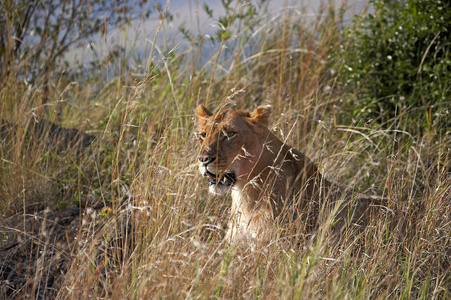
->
[195, 105, 272, 195]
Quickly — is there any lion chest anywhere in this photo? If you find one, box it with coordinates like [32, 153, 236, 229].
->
[226, 188, 272, 242]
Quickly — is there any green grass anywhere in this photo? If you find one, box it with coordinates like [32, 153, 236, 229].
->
[1, 0, 450, 298]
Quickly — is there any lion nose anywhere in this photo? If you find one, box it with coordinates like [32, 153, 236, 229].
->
[198, 155, 215, 165]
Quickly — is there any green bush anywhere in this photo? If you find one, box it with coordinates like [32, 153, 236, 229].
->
[342, 0, 450, 130]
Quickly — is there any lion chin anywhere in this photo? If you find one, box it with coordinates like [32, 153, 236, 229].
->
[208, 182, 231, 195]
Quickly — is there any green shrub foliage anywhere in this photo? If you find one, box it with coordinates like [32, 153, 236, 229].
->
[343, 0, 450, 129]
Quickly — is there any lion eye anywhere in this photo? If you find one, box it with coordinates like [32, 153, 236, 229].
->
[225, 132, 236, 140]
[196, 132, 207, 140]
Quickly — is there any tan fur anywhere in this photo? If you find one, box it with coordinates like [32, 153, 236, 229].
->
[195, 105, 373, 244]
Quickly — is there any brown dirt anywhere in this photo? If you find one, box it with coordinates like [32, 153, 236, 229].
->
[0, 208, 82, 299]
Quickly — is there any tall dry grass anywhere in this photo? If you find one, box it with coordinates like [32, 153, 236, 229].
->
[0, 0, 449, 298]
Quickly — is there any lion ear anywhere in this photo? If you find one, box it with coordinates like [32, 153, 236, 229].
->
[249, 105, 272, 127]
[195, 104, 213, 127]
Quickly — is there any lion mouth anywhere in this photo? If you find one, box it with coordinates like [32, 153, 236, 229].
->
[205, 170, 236, 187]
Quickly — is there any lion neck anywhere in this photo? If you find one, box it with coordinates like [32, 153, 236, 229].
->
[232, 130, 320, 218]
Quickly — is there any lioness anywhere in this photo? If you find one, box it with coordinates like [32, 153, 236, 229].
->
[195, 104, 373, 244]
